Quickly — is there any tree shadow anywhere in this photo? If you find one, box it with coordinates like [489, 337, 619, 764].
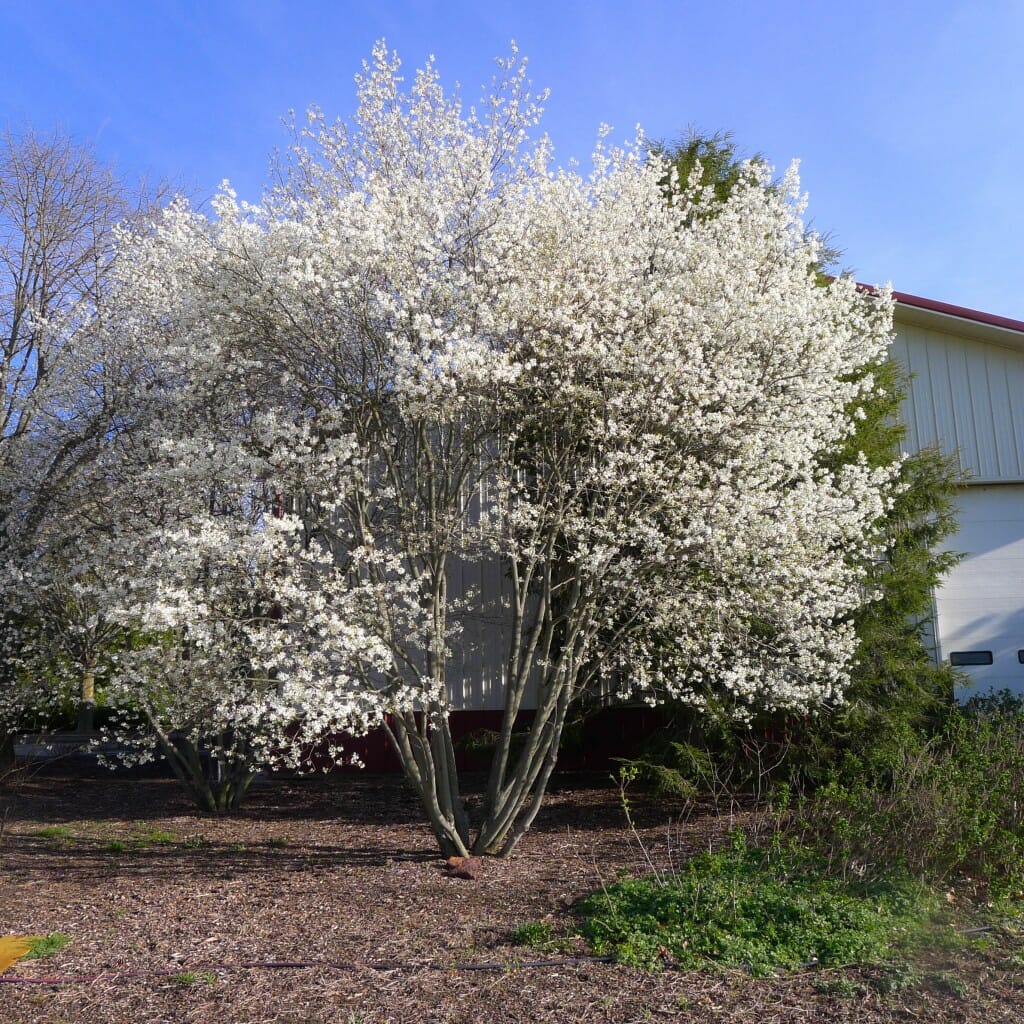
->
[0, 768, 430, 826]
[2, 828, 439, 881]
[0, 766, 635, 878]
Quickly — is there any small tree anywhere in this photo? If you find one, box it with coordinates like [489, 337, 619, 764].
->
[71, 277, 394, 810]
[95, 517, 385, 813]
[3, 562, 125, 733]
[111, 45, 898, 851]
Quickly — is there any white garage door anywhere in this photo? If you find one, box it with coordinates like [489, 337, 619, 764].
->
[934, 484, 1024, 697]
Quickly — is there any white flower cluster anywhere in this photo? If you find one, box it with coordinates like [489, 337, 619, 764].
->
[3, 43, 898, 793]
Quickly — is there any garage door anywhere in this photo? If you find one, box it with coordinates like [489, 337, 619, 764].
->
[934, 484, 1024, 697]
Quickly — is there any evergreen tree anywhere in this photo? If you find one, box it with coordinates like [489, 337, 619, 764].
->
[828, 358, 960, 774]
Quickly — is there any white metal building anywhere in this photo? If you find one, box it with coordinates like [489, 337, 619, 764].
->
[892, 292, 1024, 696]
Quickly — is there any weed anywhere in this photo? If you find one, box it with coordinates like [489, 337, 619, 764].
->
[31, 825, 75, 842]
[181, 834, 208, 848]
[511, 921, 555, 948]
[101, 826, 178, 853]
[926, 970, 969, 998]
[25, 933, 71, 960]
[812, 976, 865, 998]
[576, 832, 942, 975]
[170, 969, 216, 986]
[131, 826, 177, 846]
[871, 960, 921, 994]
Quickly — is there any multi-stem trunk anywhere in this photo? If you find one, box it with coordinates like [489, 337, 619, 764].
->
[386, 708, 471, 857]
[149, 717, 257, 813]
[385, 684, 576, 858]
[378, 505, 602, 856]
[383, 592, 589, 857]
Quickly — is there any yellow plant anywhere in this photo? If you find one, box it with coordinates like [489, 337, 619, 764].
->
[0, 935, 42, 973]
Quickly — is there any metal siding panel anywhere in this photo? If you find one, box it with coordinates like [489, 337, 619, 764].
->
[890, 332, 921, 456]
[918, 325, 974, 476]
[986, 347, 1024, 478]
[898, 323, 967, 468]
[447, 551, 508, 711]
[967, 343, 1002, 478]
[1011, 354, 1024, 477]
[943, 337, 974, 476]
[1006, 355, 1024, 477]
[482, 553, 507, 710]
[909, 325, 941, 450]
[987, 348, 1019, 479]
[894, 320, 1024, 481]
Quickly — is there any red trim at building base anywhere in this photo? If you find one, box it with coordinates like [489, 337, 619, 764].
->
[294, 706, 664, 774]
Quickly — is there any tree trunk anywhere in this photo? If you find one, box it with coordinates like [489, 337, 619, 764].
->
[0, 730, 14, 770]
[75, 660, 97, 733]
[383, 699, 574, 858]
[383, 710, 472, 857]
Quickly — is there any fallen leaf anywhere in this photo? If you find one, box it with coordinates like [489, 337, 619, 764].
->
[444, 856, 482, 880]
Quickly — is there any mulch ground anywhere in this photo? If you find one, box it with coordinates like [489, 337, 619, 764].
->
[2, 765, 1024, 1023]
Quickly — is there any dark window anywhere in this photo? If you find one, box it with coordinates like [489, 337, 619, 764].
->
[950, 651, 994, 666]
[1018, 650, 1024, 664]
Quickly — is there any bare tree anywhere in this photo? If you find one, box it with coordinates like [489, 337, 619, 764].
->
[0, 124, 164, 742]
[1, 126, 137, 523]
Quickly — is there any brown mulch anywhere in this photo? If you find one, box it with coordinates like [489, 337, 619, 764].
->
[1, 766, 1023, 1023]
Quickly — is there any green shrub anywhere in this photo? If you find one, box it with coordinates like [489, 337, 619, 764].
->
[791, 695, 1024, 898]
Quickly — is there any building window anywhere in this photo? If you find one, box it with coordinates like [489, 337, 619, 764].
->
[950, 651, 994, 666]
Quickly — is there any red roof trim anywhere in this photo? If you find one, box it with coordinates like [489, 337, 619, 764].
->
[851, 280, 1024, 335]
[892, 290, 1024, 335]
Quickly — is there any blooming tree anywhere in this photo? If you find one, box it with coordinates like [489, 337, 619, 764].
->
[93, 508, 390, 812]
[109, 44, 897, 850]
[67, 235, 395, 809]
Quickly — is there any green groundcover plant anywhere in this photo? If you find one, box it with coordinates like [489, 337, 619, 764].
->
[24, 933, 71, 960]
[574, 832, 943, 975]
[558, 696, 1024, 976]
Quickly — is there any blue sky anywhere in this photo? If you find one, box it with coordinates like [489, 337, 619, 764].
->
[5, 0, 1023, 318]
